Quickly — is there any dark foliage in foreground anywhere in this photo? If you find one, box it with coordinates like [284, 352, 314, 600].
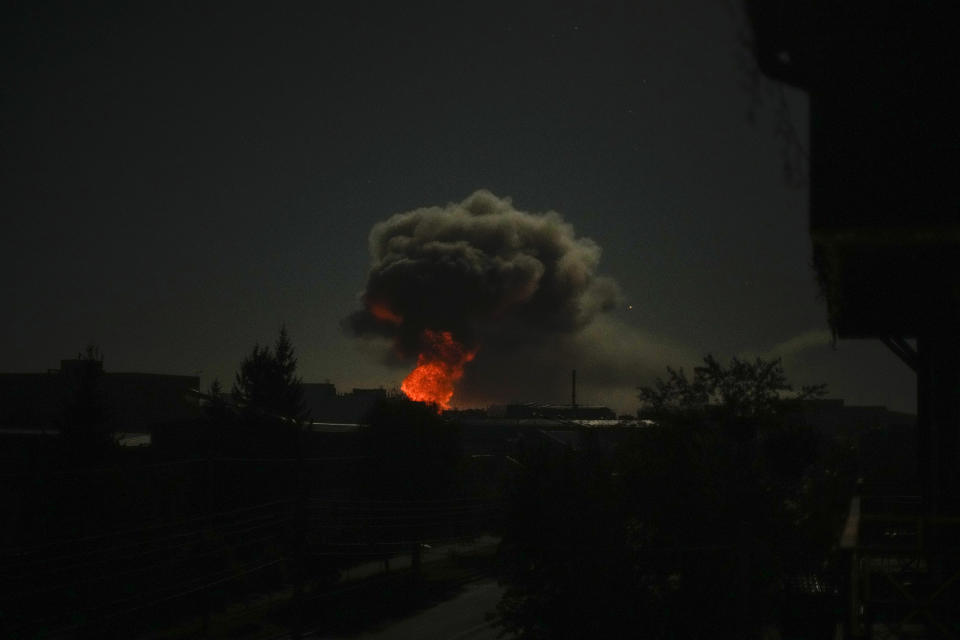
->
[232, 325, 308, 425]
[361, 397, 463, 501]
[2, 333, 505, 638]
[496, 356, 854, 639]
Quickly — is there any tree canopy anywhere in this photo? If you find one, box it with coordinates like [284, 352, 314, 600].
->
[496, 354, 843, 639]
[638, 354, 826, 428]
[231, 326, 308, 423]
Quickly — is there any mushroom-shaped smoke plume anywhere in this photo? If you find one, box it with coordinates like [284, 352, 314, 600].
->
[346, 190, 624, 408]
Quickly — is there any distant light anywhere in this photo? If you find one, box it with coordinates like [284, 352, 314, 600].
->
[627, 305, 633, 310]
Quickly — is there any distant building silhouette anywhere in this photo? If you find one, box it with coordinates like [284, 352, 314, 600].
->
[497, 403, 616, 421]
[301, 383, 387, 423]
[0, 359, 199, 432]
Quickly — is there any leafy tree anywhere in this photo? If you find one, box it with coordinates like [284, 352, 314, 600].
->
[205, 377, 226, 410]
[638, 354, 833, 559]
[496, 355, 839, 639]
[497, 426, 756, 639]
[199, 378, 232, 455]
[639, 354, 826, 420]
[232, 326, 308, 423]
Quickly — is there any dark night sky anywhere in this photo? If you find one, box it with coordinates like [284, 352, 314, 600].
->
[1, 1, 915, 413]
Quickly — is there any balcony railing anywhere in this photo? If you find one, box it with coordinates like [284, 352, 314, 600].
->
[839, 496, 960, 639]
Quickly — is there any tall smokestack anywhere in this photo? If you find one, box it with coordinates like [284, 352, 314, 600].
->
[571, 369, 577, 409]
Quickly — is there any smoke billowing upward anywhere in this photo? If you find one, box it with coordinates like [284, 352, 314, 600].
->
[348, 190, 645, 408]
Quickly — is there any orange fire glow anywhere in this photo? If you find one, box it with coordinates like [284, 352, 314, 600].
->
[370, 302, 403, 325]
[401, 329, 476, 411]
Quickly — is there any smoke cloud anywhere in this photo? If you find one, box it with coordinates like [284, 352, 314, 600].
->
[347, 190, 690, 409]
[759, 329, 834, 363]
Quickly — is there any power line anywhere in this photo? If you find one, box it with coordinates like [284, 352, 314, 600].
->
[0, 497, 293, 557]
[311, 508, 497, 518]
[313, 533, 495, 549]
[1, 529, 287, 602]
[2, 500, 494, 574]
[37, 558, 285, 639]
[0, 500, 493, 576]
[312, 518, 496, 529]
[21, 458, 209, 478]
[0, 455, 375, 480]
[2, 512, 293, 579]
[308, 496, 497, 506]
[10, 559, 280, 637]
[309, 498, 501, 508]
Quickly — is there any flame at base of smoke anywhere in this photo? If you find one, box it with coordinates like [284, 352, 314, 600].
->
[400, 329, 476, 411]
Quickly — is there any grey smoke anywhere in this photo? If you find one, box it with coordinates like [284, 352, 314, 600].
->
[347, 190, 691, 408]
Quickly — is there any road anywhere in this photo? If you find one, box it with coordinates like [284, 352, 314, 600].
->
[311, 578, 509, 640]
